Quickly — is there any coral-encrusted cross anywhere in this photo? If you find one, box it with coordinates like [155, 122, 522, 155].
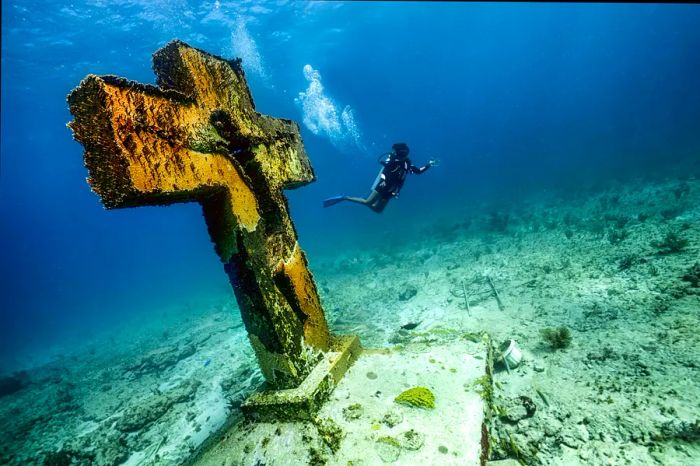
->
[67, 40, 330, 389]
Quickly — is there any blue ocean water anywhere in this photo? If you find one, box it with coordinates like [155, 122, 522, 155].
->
[1, 1, 700, 374]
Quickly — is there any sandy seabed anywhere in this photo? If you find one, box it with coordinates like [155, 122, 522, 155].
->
[1, 176, 698, 465]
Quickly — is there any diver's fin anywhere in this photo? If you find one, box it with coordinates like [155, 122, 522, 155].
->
[322, 196, 346, 208]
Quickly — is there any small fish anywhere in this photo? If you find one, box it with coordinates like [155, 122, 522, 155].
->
[203, 358, 211, 367]
[401, 321, 421, 330]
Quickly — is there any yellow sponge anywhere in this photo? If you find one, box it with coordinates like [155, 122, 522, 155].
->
[394, 386, 435, 409]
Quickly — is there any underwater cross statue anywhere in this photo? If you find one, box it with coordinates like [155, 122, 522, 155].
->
[67, 40, 332, 390]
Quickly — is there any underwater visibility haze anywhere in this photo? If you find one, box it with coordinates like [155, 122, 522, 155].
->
[1, 2, 700, 465]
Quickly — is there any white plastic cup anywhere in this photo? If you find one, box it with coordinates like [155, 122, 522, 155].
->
[502, 339, 523, 368]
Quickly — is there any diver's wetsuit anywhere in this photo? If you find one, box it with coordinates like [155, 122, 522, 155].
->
[375, 155, 430, 199]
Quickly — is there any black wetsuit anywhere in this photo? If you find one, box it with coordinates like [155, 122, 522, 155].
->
[375, 156, 430, 198]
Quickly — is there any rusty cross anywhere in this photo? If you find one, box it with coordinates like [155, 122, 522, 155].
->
[67, 40, 330, 389]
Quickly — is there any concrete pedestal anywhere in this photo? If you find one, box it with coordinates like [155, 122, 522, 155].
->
[191, 336, 493, 466]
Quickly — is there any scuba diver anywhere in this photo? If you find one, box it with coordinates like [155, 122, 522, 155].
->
[322, 142, 437, 213]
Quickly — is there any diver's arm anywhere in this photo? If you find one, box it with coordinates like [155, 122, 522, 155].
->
[410, 163, 431, 174]
[411, 157, 439, 174]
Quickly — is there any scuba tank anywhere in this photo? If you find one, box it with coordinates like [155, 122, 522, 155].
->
[371, 152, 393, 191]
[377, 151, 393, 164]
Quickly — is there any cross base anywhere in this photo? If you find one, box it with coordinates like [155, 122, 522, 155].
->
[241, 335, 362, 422]
[193, 337, 493, 466]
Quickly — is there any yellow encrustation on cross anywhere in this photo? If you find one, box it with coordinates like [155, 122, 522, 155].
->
[67, 40, 331, 390]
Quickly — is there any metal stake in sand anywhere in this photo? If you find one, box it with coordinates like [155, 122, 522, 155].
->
[461, 279, 472, 317]
[67, 40, 338, 390]
[486, 275, 506, 312]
